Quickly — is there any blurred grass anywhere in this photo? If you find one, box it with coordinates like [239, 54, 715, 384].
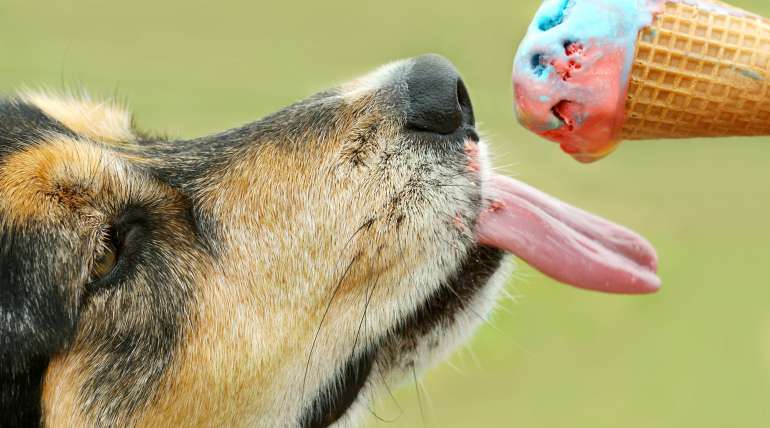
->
[2, 0, 770, 426]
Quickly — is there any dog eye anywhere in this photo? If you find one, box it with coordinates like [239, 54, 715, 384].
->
[91, 236, 118, 281]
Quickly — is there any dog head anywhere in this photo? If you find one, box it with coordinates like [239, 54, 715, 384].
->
[0, 54, 658, 427]
[0, 55, 510, 427]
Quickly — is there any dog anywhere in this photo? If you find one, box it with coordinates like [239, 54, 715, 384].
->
[0, 54, 659, 427]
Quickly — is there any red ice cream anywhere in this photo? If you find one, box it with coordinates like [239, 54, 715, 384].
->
[513, 0, 665, 162]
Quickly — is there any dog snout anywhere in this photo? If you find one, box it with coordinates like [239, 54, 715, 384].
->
[404, 54, 475, 135]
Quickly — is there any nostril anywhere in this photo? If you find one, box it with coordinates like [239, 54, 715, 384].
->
[456, 78, 475, 128]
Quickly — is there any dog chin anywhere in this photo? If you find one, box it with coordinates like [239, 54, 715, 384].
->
[311, 247, 513, 428]
[362, 146, 512, 421]
[369, 141, 512, 404]
[302, 141, 513, 428]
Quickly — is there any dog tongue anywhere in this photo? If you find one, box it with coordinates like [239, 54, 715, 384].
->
[476, 175, 660, 294]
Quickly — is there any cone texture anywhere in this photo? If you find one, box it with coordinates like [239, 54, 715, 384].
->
[621, 0, 770, 140]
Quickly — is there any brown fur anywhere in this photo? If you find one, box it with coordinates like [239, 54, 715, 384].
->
[0, 56, 511, 427]
[21, 91, 135, 144]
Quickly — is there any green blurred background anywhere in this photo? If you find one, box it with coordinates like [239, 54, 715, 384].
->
[2, 0, 769, 426]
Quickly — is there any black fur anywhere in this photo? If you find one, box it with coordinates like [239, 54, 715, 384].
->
[0, 356, 48, 427]
[301, 346, 377, 428]
[398, 246, 505, 339]
[0, 224, 84, 427]
[0, 101, 74, 153]
[0, 100, 76, 428]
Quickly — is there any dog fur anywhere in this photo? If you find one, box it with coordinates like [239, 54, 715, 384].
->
[0, 55, 512, 427]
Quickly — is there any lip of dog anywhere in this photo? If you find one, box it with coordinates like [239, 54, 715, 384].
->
[0, 54, 658, 427]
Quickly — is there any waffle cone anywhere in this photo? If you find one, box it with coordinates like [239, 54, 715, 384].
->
[620, 0, 770, 140]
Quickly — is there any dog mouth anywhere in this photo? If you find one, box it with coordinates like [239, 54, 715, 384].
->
[301, 162, 661, 427]
[300, 145, 662, 427]
[301, 160, 663, 427]
[301, 54, 661, 425]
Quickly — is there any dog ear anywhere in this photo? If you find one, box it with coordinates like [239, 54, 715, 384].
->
[0, 224, 83, 423]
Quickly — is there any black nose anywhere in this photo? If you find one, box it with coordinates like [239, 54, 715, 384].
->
[405, 54, 475, 135]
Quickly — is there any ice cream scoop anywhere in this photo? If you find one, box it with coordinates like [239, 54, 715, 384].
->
[513, 0, 770, 162]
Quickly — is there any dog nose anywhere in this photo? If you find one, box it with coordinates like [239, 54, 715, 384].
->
[405, 54, 475, 135]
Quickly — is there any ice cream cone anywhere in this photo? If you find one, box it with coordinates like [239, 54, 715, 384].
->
[621, 0, 770, 140]
[513, 0, 770, 162]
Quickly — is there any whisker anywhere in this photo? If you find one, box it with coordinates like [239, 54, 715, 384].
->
[411, 363, 427, 428]
[301, 252, 361, 404]
[374, 358, 403, 418]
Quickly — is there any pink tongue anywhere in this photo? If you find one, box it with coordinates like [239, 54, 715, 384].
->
[476, 175, 660, 294]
